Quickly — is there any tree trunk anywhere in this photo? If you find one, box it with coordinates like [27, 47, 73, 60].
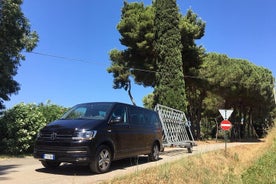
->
[127, 80, 136, 106]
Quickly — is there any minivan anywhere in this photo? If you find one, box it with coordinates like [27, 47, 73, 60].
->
[34, 102, 163, 173]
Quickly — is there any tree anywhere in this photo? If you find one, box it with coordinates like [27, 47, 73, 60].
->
[0, 0, 39, 109]
[108, 1, 205, 138]
[153, 0, 186, 111]
[108, 1, 202, 111]
[200, 53, 276, 138]
[107, 2, 156, 105]
[179, 9, 206, 138]
[143, 93, 154, 109]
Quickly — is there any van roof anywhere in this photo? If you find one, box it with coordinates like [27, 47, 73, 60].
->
[77, 102, 155, 112]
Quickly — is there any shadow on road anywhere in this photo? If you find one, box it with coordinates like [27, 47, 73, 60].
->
[0, 164, 19, 175]
[0, 164, 20, 181]
[35, 156, 163, 176]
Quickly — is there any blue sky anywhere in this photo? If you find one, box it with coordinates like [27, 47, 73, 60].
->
[5, 0, 276, 109]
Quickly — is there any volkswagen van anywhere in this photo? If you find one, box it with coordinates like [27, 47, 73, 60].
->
[34, 102, 163, 173]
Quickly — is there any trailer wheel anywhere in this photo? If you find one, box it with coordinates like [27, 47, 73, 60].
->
[187, 147, 192, 153]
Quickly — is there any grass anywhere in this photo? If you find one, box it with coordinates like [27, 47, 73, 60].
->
[102, 126, 276, 184]
[241, 137, 276, 184]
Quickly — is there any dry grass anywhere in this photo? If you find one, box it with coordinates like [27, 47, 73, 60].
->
[103, 126, 276, 184]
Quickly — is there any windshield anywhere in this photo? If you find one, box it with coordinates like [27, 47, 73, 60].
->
[61, 103, 113, 120]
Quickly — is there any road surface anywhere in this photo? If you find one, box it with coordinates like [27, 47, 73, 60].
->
[0, 142, 255, 184]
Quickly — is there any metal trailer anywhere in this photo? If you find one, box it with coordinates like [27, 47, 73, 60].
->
[154, 104, 196, 153]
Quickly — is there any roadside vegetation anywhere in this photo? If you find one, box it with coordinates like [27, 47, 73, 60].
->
[103, 126, 276, 184]
[241, 130, 276, 183]
[0, 101, 67, 155]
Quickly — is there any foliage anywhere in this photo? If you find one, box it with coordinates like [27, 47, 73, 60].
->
[200, 53, 276, 138]
[152, 0, 186, 111]
[142, 93, 154, 109]
[0, 0, 38, 110]
[107, 2, 156, 89]
[0, 103, 46, 154]
[108, 1, 205, 135]
[108, 1, 205, 112]
[108, 1, 275, 139]
[180, 9, 206, 138]
[37, 100, 68, 123]
[0, 102, 66, 154]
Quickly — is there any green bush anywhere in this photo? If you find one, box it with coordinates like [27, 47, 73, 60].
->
[37, 101, 68, 123]
[0, 103, 46, 154]
[0, 102, 67, 155]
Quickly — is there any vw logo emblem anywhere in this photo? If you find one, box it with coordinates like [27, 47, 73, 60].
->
[50, 132, 57, 140]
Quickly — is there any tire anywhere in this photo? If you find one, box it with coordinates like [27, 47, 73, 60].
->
[41, 160, 61, 169]
[90, 145, 112, 174]
[148, 143, 159, 161]
[187, 147, 193, 153]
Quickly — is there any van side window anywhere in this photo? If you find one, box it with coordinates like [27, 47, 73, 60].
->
[128, 106, 160, 127]
[143, 110, 158, 127]
[150, 112, 160, 127]
[112, 105, 127, 124]
[129, 107, 150, 126]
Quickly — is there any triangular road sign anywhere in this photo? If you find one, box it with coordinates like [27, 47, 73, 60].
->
[219, 109, 233, 120]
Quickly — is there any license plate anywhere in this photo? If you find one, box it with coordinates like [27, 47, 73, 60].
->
[43, 154, 55, 160]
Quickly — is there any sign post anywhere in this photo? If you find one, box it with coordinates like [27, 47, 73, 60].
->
[219, 109, 233, 156]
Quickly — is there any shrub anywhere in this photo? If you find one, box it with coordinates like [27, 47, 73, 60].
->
[0, 103, 46, 154]
[37, 101, 68, 123]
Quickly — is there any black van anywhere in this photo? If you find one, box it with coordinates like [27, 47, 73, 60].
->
[33, 102, 163, 173]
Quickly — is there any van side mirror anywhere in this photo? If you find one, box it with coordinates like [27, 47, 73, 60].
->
[110, 116, 123, 124]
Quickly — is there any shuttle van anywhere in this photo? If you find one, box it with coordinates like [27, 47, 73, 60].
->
[34, 102, 163, 173]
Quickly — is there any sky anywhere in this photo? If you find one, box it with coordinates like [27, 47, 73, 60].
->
[4, 0, 276, 109]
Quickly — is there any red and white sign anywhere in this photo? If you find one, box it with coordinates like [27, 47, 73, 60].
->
[220, 120, 232, 131]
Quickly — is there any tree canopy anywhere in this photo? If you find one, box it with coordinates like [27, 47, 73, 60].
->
[200, 53, 275, 138]
[107, 1, 205, 110]
[108, 1, 275, 139]
[107, 2, 156, 89]
[152, 0, 186, 111]
[0, 0, 38, 109]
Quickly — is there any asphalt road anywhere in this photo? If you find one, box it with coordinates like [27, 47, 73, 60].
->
[0, 142, 255, 184]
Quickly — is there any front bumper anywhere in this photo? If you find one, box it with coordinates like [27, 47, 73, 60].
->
[34, 145, 92, 163]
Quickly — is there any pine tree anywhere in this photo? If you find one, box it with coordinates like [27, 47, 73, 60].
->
[153, 0, 187, 111]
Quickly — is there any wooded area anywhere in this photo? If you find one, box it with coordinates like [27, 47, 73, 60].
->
[107, 0, 276, 139]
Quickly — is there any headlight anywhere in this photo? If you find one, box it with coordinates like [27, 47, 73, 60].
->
[72, 129, 97, 141]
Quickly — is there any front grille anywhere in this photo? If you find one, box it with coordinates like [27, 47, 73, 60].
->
[39, 132, 72, 141]
[38, 128, 75, 142]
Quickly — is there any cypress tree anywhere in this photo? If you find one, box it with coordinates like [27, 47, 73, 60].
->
[153, 0, 187, 111]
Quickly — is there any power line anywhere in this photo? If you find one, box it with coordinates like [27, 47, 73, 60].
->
[25, 51, 274, 88]
[29, 51, 89, 63]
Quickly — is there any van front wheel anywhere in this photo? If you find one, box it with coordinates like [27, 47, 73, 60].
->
[148, 143, 159, 161]
[90, 145, 112, 174]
